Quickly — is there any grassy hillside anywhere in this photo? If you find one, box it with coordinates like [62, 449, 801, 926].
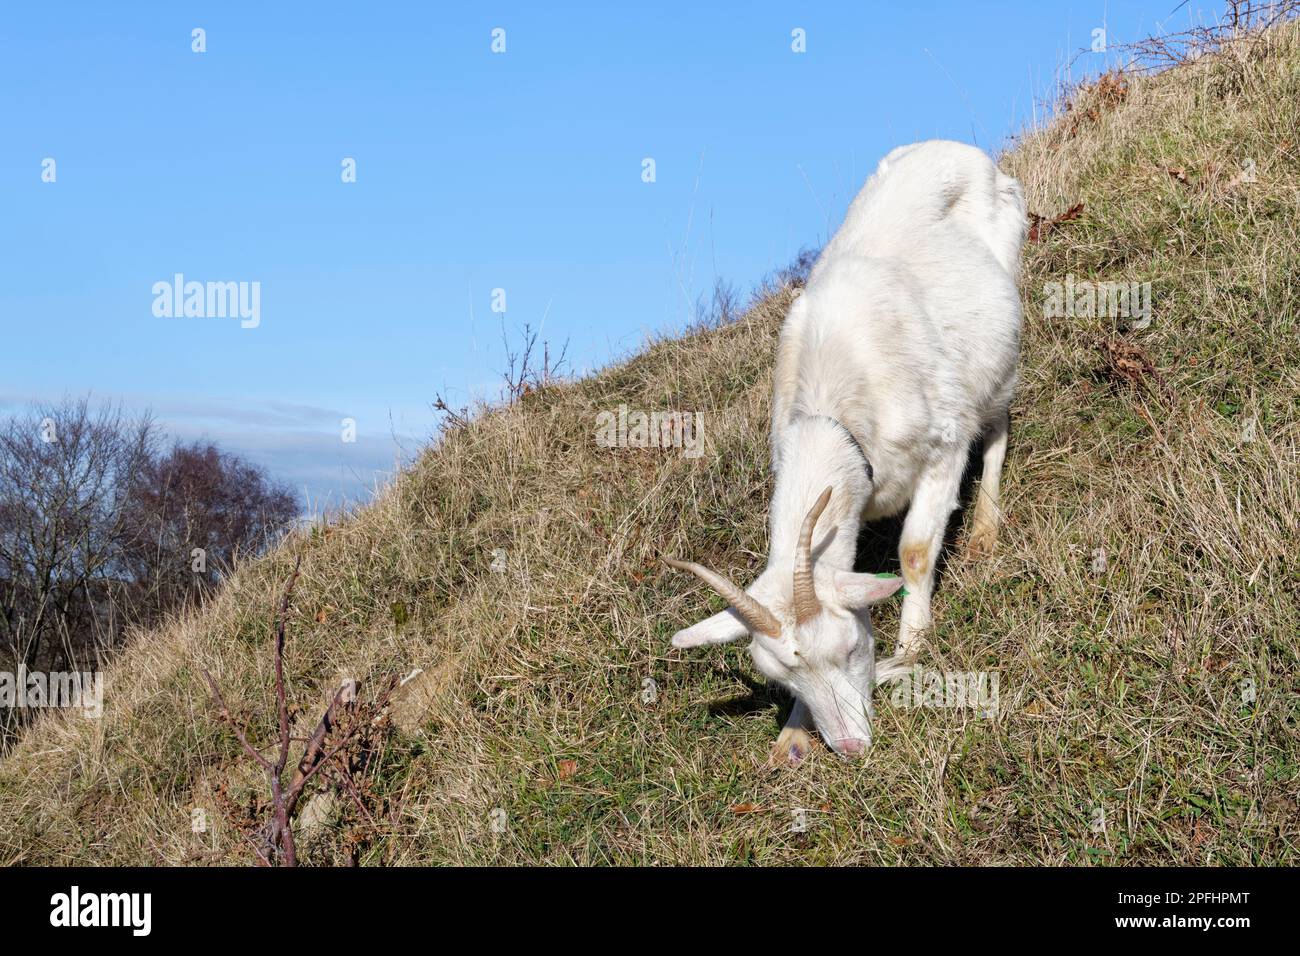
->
[3, 23, 1298, 866]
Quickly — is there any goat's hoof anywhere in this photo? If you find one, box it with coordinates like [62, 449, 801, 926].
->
[765, 728, 814, 770]
[966, 525, 998, 558]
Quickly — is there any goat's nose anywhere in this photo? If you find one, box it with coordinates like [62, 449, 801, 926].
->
[835, 737, 866, 756]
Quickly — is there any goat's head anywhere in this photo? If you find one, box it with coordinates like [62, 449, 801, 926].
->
[665, 487, 903, 756]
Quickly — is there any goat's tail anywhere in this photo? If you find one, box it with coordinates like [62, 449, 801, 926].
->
[989, 170, 1028, 278]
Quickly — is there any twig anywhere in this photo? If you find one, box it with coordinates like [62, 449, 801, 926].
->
[433, 394, 469, 429]
[328, 755, 377, 828]
[201, 669, 274, 773]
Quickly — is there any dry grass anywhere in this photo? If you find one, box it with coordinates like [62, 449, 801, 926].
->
[2, 22, 1298, 866]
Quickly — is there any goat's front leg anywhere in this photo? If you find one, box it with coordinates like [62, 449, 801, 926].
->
[896, 459, 964, 658]
[766, 698, 815, 769]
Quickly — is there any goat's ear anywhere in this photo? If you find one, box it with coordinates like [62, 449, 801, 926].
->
[671, 609, 750, 648]
[832, 571, 905, 608]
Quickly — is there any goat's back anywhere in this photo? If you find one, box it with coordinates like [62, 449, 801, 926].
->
[821, 140, 1026, 280]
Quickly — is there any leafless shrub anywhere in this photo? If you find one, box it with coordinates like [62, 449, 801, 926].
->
[775, 245, 821, 289]
[432, 394, 470, 431]
[690, 278, 742, 332]
[499, 321, 569, 405]
[1079, 0, 1300, 74]
[202, 557, 399, 866]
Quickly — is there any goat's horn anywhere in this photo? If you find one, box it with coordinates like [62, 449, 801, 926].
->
[664, 557, 782, 638]
[793, 486, 833, 624]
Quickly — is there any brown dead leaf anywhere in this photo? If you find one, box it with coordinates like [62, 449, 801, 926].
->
[1167, 166, 1191, 186]
[1097, 337, 1173, 397]
[1190, 817, 1214, 851]
[557, 760, 578, 781]
[629, 557, 657, 586]
[1064, 71, 1128, 138]
[888, 835, 910, 846]
[1094, 71, 1129, 107]
[730, 802, 765, 815]
[1028, 202, 1084, 242]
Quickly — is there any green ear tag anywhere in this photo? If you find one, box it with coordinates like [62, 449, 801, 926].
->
[873, 572, 908, 597]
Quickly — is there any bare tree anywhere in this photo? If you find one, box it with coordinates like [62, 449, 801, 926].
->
[122, 441, 298, 621]
[0, 398, 155, 680]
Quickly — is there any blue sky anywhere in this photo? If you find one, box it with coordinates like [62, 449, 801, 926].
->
[0, 1, 1214, 510]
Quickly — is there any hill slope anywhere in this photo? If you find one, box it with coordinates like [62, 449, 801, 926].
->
[3, 25, 1298, 866]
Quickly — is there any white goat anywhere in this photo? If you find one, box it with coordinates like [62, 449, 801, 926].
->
[666, 140, 1026, 765]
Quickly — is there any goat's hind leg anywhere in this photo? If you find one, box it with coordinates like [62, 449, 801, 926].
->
[968, 407, 1010, 558]
[766, 699, 815, 769]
